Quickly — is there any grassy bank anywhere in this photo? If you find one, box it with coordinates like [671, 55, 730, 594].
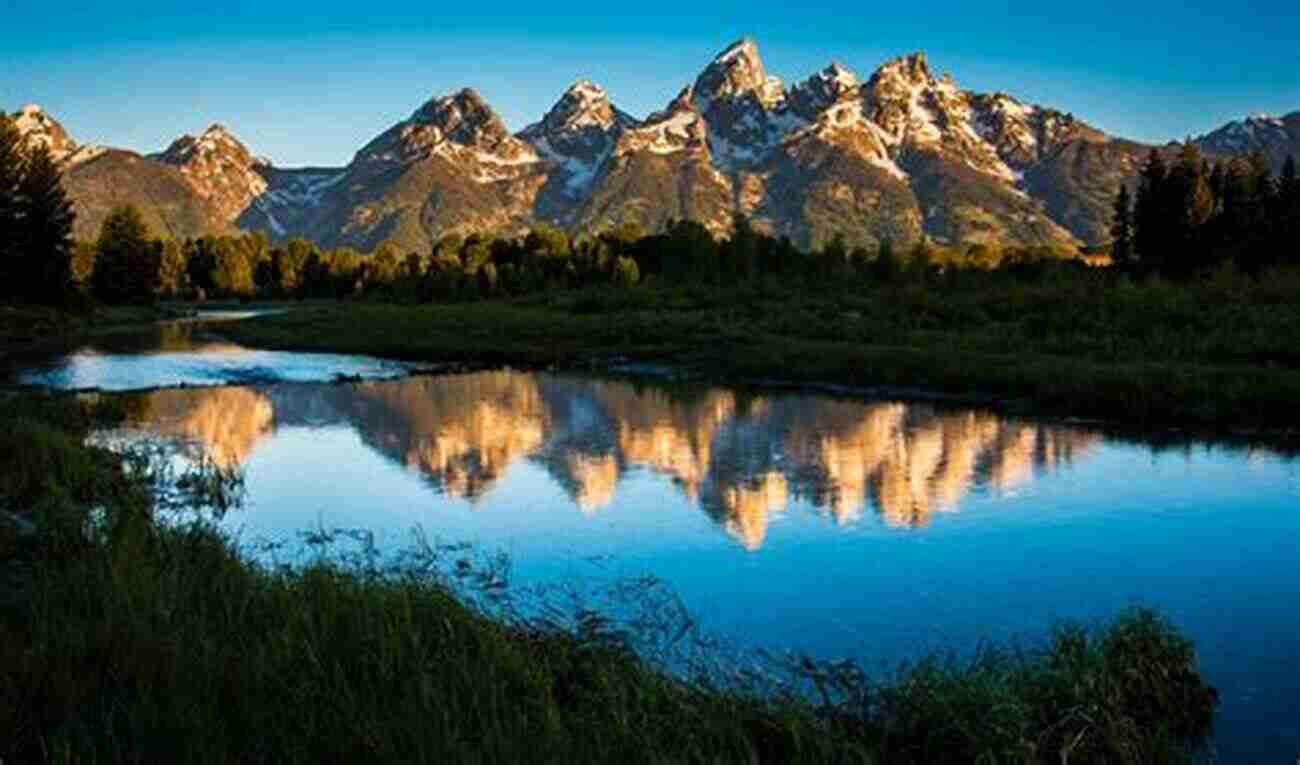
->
[0, 395, 1221, 763]
[221, 268, 1300, 433]
[0, 302, 179, 358]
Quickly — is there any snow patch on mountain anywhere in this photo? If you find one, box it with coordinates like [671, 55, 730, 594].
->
[11, 104, 89, 163]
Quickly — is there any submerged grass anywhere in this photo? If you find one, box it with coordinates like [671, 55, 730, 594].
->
[219, 269, 1300, 433]
[0, 396, 1220, 763]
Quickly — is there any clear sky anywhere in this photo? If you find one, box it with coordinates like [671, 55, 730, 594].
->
[4, 0, 1298, 167]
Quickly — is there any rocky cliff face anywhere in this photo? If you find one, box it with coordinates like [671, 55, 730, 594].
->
[153, 124, 270, 223]
[13, 41, 1297, 252]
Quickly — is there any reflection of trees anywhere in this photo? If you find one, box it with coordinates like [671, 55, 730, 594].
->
[124, 373, 1100, 548]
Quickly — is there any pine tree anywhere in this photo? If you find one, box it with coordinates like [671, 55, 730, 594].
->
[1275, 156, 1300, 266]
[18, 146, 75, 302]
[1110, 184, 1135, 269]
[1168, 144, 1214, 275]
[94, 205, 159, 304]
[1239, 151, 1277, 272]
[0, 114, 28, 298]
[1281, 156, 1299, 203]
[1134, 149, 1169, 273]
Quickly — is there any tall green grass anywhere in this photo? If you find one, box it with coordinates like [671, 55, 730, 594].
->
[222, 267, 1300, 432]
[0, 396, 1220, 763]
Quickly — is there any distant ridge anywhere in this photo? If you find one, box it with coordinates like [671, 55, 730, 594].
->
[8, 40, 1297, 250]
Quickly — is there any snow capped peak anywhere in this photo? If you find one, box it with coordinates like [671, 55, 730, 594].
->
[534, 78, 627, 133]
[822, 61, 859, 88]
[357, 87, 540, 180]
[518, 78, 635, 189]
[694, 37, 783, 109]
[406, 87, 515, 149]
[872, 51, 934, 88]
[715, 37, 761, 66]
[564, 79, 607, 100]
[201, 123, 234, 138]
[413, 88, 493, 123]
[11, 104, 80, 161]
[157, 122, 255, 167]
[788, 61, 865, 122]
[1196, 111, 1295, 157]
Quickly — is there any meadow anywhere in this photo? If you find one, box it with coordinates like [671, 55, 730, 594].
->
[222, 264, 1300, 436]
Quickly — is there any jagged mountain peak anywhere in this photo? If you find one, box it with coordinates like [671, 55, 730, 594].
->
[411, 88, 504, 135]
[10, 103, 80, 161]
[157, 122, 261, 167]
[564, 79, 607, 100]
[40, 38, 1298, 255]
[525, 79, 635, 138]
[353, 86, 540, 188]
[790, 61, 863, 119]
[694, 37, 784, 109]
[712, 37, 763, 71]
[1195, 111, 1300, 169]
[152, 121, 269, 223]
[872, 51, 934, 85]
[520, 79, 637, 198]
[820, 61, 859, 88]
[200, 123, 237, 139]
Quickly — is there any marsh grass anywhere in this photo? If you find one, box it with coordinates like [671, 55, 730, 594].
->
[0, 396, 1220, 763]
[0, 303, 173, 357]
[221, 267, 1300, 432]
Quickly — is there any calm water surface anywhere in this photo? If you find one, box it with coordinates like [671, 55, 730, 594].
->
[11, 324, 1300, 762]
[6, 314, 409, 391]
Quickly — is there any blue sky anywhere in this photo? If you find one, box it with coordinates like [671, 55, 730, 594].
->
[4, 1, 1298, 167]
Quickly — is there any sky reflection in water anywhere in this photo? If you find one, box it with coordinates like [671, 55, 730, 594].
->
[86, 370, 1300, 761]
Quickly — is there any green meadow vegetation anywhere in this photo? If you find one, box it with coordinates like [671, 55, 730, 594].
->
[222, 264, 1300, 434]
[0, 396, 1221, 763]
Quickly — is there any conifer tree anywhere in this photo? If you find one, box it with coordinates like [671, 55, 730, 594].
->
[1275, 156, 1299, 265]
[1133, 149, 1169, 272]
[94, 205, 159, 304]
[1280, 155, 1299, 204]
[0, 114, 27, 297]
[1110, 184, 1135, 269]
[1168, 144, 1214, 275]
[18, 145, 75, 301]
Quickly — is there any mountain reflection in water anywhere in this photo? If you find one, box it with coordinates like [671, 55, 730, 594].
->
[123, 371, 1100, 550]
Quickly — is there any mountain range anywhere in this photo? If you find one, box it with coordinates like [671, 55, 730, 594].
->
[10, 39, 1300, 254]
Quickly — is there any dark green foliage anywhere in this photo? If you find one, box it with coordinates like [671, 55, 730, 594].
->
[851, 609, 1217, 763]
[16, 147, 75, 302]
[224, 266, 1300, 431]
[1132, 144, 1300, 277]
[0, 117, 75, 304]
[0, 115, 27, 295]
[93, 206, 160, 305]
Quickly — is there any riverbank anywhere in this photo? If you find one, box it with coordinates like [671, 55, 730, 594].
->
[219, 274, 1300, 437]
[0, 393, 1220, 763]
[0, 303, 183, 359]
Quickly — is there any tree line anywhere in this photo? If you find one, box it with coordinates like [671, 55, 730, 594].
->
[6, 106, 1300, 309]
[59, 209, 1088, 305]
[1112, 146, 1300, 277]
